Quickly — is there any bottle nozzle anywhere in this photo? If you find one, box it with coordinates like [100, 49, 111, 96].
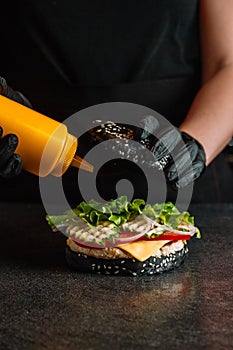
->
[71, 155, 94, 173]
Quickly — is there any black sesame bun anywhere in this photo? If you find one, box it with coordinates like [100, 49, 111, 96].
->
[65, 238, 189, 276]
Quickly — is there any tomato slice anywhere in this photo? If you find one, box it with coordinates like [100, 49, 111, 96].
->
[135, 232, 191, 241]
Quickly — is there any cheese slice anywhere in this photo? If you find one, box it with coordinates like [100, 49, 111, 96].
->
[118, 240, 170, 262]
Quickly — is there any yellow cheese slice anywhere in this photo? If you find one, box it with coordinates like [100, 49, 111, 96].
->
[118, 240, 170, 262]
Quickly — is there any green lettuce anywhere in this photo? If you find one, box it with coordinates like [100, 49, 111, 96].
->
[46, 196, 199, 236]
[46, 196, 145, 228]
[142, 202, 192, 228]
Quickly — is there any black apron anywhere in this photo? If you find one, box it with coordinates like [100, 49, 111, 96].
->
[1, 1, 232, 203]
[1, 0, 201, 117]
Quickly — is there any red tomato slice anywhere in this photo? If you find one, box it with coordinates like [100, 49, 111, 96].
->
[135, 232, 191, 241]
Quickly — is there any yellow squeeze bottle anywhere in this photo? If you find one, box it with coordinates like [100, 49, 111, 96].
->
[0, 95, 93, 177]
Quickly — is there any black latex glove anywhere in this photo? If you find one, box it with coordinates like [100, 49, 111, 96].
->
[0, 76, 32, 108]
[89, 116, 206, 189]
[0, 126, 22, 178]
[0, 77, 32, 178]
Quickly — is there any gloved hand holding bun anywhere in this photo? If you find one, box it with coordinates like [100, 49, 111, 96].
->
[135, 115, 206, 189]
[89, 115, 206, 190]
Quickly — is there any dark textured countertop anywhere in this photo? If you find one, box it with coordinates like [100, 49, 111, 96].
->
[0, 202, 232, 350]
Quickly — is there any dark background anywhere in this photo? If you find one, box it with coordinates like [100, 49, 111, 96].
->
[0, 1, 232, 204]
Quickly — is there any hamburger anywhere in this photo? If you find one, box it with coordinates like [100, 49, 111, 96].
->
[46, 196, 200, 276]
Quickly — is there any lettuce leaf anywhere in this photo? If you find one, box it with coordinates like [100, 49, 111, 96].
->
[142, 202, 182, 228]
[46, 196, 198, 235]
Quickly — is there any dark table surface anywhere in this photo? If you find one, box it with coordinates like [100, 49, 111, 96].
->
[0, 202, 232, 350]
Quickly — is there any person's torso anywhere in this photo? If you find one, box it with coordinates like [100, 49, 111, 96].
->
[1, 0, 201, 120]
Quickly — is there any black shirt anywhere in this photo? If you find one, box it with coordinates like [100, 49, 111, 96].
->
[1, 0, 201, 120]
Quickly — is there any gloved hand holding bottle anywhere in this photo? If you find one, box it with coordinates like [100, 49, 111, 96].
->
[0, 77, 32, 178]
[0, 126, 22, 178]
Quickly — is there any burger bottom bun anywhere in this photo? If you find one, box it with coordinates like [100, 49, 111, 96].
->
[65, 241, 189, 276]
